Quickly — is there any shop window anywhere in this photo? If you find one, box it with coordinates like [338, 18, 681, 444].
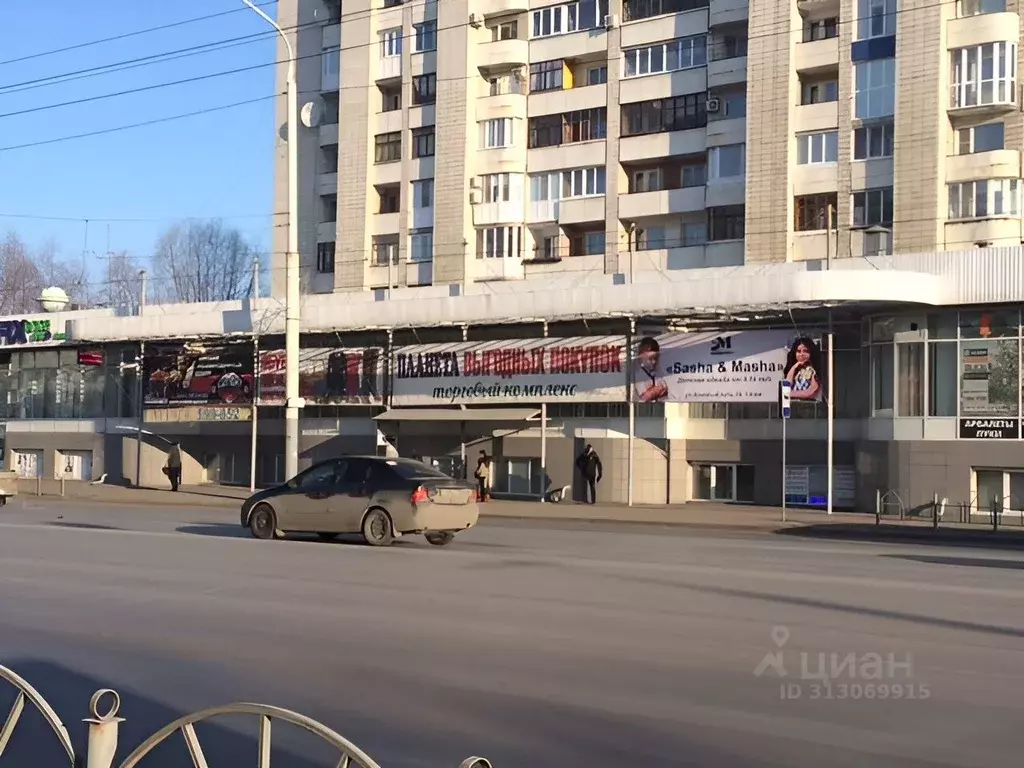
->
[960, 337, 1018, 417]
[928, 312, 958, 340]
[972, 469, 1024, 517]
[692, 463, 754, 502]
[896, 343, 924, 417]
[871, 344, 894, 412]
[959, 309, 1019, 338]
[495, 457, 544, 496]
[928, 342, 958, 416]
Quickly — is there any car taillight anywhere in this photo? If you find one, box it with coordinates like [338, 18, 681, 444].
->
[411, 486, 429, 504]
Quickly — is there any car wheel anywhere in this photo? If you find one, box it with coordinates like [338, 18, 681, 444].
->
[425, 531, 455, 547]
[249, 503, 278, 540]
[361, 508, 393, 547]
[317, 532, 338, 542]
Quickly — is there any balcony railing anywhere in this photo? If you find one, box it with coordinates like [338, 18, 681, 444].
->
[623, 0, 710, 22]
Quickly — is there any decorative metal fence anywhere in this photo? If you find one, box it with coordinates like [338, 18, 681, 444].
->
[0, 664, 491, 768]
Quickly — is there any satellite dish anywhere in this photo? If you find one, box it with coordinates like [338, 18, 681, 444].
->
[37, 286, 70, 313]
[300, 100, 323, 128]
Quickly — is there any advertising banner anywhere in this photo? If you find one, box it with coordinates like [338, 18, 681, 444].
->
[143, 347, 254, 406]
[959, 418, 1019, 440]
[632, 331, 824, 403]
[391, 337, 626, 406]
[258, 348, 384, 405]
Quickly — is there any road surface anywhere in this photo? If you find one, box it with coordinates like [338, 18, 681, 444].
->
[0, 499, 1022, 767]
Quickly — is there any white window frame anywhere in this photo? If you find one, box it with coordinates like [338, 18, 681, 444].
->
[412, 179, 433, 208]
[587, 65, 608, 85]
[708, 144, 745, 180]
[854, 58, 896, 120]
[857, 0, 897, 40]
[635, 226, 668, 250]
[950, 42, 1018, 109]
[413, 21, 436, 52]
[957, 122, 1005, 154]
[852, 187, 894, 227]
[478, 226, 523, 259]
[481, 173, 512, 203]
[623, 35, 707, 78]
[948, 179, 1022, 219]
[632, 168, 662, 193]
[530, 172, 559, 201]
[682, 221, 707, 247]
[380, 28, 402, 58]
[561, 166, 606, 198]
[531, 3, 579, 38]
[409, 229, 434, 263]
[481, 118, 513, 149]
[796, 131, 838, 164]
[853, 121, 894, 160]
[959, 0, 1005, 17]
[322, 46, 340, 79]
[373, 239, 399, 266]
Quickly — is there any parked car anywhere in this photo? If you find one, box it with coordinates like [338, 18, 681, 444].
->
[240, 456, 479, 546]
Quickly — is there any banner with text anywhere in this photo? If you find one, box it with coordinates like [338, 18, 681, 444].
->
[258, 348, 384, 406]
[143, 347, 254, 406]
[391, 337, 626, 405]
[632, 331, 825, 403]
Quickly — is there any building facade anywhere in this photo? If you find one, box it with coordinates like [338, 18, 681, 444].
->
[274, 0, 1024, 293]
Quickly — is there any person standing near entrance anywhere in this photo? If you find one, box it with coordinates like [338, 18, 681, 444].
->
[474, 450, 491, 502]
[165, 442, 182, 492]
[576, 444, 603, 504]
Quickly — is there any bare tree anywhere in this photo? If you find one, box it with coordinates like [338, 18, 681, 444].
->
[0, 233, 40, 313]
[35, 238, 89, 307]
[152, 219, 257, 304]
[100, 250, 146, 310]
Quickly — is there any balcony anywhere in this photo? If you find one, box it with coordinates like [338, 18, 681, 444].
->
[377, 55, 402, 82]
[791, 164, 838, 197]
[317, 222, 336, 241]
[474, 201, 525, 226]
[317, 172, 338, 195]
[705, 178, 745, 207]
[528, 84, 607, 118]
[477, 39, 529, 70]
[479, 0, 530, 14]
[319, 123, 339, 146]
[475, 256, 525, 282]
[528, 200, 559, 223]
[709, 0, 748, 26]
[706, 116, 745, 146]
[619, 187, 705, 219]
[374, 212, 400, 236]
[558, 196, 605, 225]
[947, 11, 1019, 50]
[530, 29, 609, 63]
[619, 129, 706, 163]
[793, 101, 838, 132]
[707, 54, 746, 88]
[412, 205, 434, 229]
[946, 149, 1020, 184]
[323, 24, 340, 49]
[794, 38, 839, 71]
[479, 90, 527, 120]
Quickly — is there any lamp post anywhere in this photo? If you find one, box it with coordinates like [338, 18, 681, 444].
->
[242, 0, 301, 480]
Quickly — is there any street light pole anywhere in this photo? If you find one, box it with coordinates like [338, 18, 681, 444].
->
[243, 0, 301, 480]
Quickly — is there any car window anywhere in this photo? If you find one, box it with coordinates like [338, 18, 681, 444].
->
[366, 462, 402, 490]
[342, 458, 371, 485]
[295, 461, 342, 489]
[389, 459, 451, 480]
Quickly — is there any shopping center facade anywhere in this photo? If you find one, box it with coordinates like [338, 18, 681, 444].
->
[2, 247, 1023, 514]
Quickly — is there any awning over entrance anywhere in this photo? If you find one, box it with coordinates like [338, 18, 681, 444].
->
[374, 408, 541, 422]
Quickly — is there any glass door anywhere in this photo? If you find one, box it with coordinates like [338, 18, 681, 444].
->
[692, 463, 752, 502]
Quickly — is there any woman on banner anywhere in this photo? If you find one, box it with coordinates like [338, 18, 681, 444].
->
[632, 336, 669, 403]
[784, 337, 824, 401]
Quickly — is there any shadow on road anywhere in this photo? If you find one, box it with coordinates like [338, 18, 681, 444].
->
[881, 553, 1024, 570]
[0, 659, 339, 767]
[775, 523, 1024, 551]
[48, 522, 121, 532]
[177, 523, 251, 539]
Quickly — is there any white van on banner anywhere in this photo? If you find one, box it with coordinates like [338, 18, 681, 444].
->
[391, 337, 627, 405]
[632, 331, 825, 403]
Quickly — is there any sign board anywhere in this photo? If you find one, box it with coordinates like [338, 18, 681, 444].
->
[145, 406, 252, 423]
[258, 348, 384, 406]
[632, 331, 824, 403]
[959, 418, 1019, 439]
[391, 337, 626, 406]
[143, 346, 254, 406]
[784, 465, 856, 508]
[0, 318, 68, 347]
[780, 380, 792, 419]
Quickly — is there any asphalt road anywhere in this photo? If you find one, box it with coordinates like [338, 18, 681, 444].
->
[0, 499, 1023, 767]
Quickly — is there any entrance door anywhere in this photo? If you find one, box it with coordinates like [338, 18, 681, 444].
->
[692, 463, 755, 502]
[12, 449, 42, 478]
[56, 450, 93, 480]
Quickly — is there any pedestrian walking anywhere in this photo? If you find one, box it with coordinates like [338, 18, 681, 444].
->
[165, 442, 182, 492]
[474, 450, 491, 502]
[576, 444, 603, 504]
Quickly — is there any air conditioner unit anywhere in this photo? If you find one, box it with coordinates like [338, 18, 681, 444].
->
[706, 97, 721, 113]
[469, 12, 483, 28]
[470, 189, 483, 204]
[603, 13, 618, 28]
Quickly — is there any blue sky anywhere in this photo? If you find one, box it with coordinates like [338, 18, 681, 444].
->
[0, 0, 278, 280]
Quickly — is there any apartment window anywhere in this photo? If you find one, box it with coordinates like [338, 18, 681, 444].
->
[631, 168, 662, 193]
[322, 46, 340, 79]
[530, 172, 559, 201]
[477, 226, 523, 258]
[708, 205, 745, 241]
[564, 108, 606, 143]
[530, 60, 563, 92]
[492, 21, 518, 40]
[373, 237, 399, 266]
[682, 162, 706, 187]
[853, 121, 894, 159]
[380, 28, 402, 58]
[414, 21, 436, 52]
[380, 85, 401, 112]
[412, 126, 435, 158]
[622, 94, 706, 136]
[795, 194, 838, 231]
[570, 230, 606, 256]
[950, 43, 1018, 108]
[712, 89, 746, 119]
[803, 17, 838, 41]
[623, 0, 710, 22]
[534, 236, 559, 260]
[412, 179, 434, 208]
[682, 221, 707, 246]
[948, 179, 1021, 219]
[562, 167, 606, 197]
[801, 78, 838, 105]
[412, 74, 436, 106]
[855, 58, 895, 119]
[858, 0, 896, 39]
[957, 122, 1005, 154]
[959, 0, 1006, 15]
[708, 144, 745, 180]
[531, 3, 579, 37]
[623, 35, 707, 78]
[797, 131, 839, 164]
[320, 195, 337, 224]
[409, 229, 433, 262]
[316, 242, 336, 274]
[852, 187, 894, 227]
[482, 118, 513, 148]
[482, 173, 512, 203]
[383, 0, 403, 6]
[528, 115, 562, 149]
[587, 66, 608, 85]
[378, 185, 400, 213]
[375, 131, 401, 163]
[320, 144, 338, 174]
[635, 226, 667, 250]
[709, 33, 747, 61]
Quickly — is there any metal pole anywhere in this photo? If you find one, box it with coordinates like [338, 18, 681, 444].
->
[244, 0, 301, 482]
[826, 329, 834, 515]
[781, 414, 787, 523]
[540, 403, 547, 503]
[627, 318, 635, 507]
[135, 341, 145, 489]
[250, 258, 260, 493]
[826, 203, 833, 270]
[138, 270, 147, 315]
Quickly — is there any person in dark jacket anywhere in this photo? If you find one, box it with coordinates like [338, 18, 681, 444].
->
[165, 442, 182, 492]
[576, 444, 602, 504]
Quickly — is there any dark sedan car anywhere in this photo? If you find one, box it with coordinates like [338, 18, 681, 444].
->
[240, 456, 479, 547]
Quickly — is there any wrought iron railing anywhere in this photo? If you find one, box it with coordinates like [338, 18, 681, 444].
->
[0, 664, 491, 768]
